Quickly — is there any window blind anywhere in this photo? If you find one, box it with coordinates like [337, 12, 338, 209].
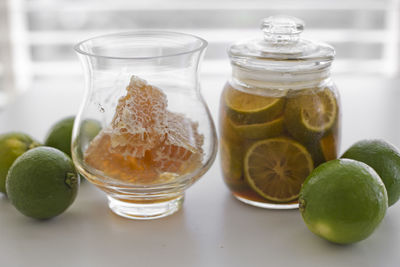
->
[3, 0, 400, 94]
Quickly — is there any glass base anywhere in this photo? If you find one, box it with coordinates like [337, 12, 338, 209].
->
[107, 195, 184, 220]
[234, 195, 299, 210]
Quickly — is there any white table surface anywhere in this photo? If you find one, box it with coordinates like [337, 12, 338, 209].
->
[1, 74, 400, 267]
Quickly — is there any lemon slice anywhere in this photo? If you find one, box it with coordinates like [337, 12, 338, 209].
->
[230, 116, 285, 140]
[284, 88, 338, 142]
[301, 89, 337, 132]
[225, 86, 285, 124]
[244, 138, 313, 202]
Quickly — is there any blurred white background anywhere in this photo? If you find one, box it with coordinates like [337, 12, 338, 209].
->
[0, 0, 399, 107]
[3, 2, 400, 267]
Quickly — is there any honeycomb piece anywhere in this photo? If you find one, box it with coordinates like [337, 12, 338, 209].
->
[151, 112, 204, 173]
[84, 75, 204, 184]
[109, 76, 168, 158]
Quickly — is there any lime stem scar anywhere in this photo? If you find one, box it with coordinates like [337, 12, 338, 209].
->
[299, 198, 306, 212]
[65, 172, 78, 188]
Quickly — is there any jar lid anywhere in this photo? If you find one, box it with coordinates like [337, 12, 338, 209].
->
[228, 15, 335, 72]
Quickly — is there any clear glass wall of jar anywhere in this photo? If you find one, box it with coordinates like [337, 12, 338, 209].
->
[219, 15, 341, 209]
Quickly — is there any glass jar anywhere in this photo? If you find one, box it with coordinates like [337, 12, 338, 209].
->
[219, 15, 341, 209]
[73, 31, 217, 219]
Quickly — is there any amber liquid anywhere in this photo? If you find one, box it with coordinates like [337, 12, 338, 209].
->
[219, 82, 340, 206]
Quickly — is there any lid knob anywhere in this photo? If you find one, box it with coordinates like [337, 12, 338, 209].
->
[261, 15, 305, 44]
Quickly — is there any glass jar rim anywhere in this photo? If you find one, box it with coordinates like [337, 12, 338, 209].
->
[74, 30, 208, 60]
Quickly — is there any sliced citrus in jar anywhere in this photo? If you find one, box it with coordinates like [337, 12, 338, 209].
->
[304, 132, 339, 168]
[244, 138, 313, 202]
[224, 85, 285, 124]
[230, 116, 285, 140]
[284, 87, 338, 143]
[220, 139, 243, 182]
[320, 133, 338, 162]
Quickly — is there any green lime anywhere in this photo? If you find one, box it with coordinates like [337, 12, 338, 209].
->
[284, 88, 337, 143]
[81, 119, 102, 142]
[71, 119, 102, 166]
[45, 116, 75, 157]
[6, 147, 79, 219]
[230, 116, 285, 140]
[0, 133, 41, 194]
[45, 117, 101, 158]
[341, 139, 400, 207]
[244, 138, 314, 202]
[299, 159, 387, 244]
[224, 85, 285, 124]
